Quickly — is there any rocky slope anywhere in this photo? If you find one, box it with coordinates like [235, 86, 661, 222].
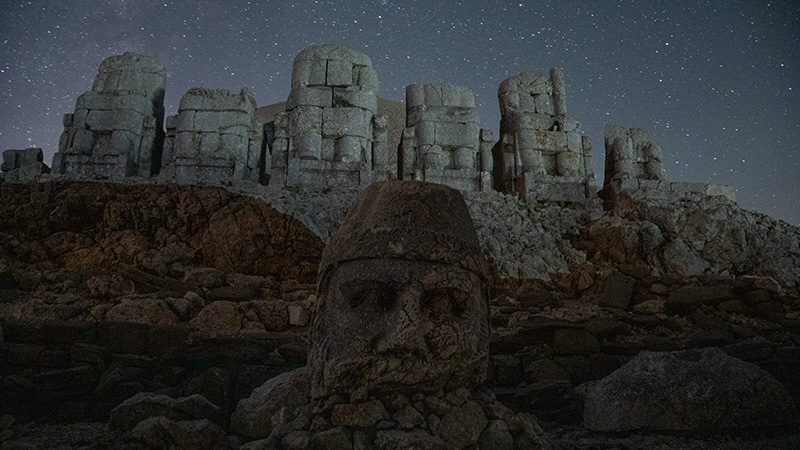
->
[1, 180, 799, 449]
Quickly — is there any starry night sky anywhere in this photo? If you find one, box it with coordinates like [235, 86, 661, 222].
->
[2, 1, 798, 225]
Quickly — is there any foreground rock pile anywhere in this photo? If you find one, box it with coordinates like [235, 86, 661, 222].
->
[1, 180, 799, 449]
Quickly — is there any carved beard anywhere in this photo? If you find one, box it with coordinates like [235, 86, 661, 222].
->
[310, 334, 488, 397]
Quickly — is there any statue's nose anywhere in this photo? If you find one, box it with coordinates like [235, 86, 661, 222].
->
[376, 291, 427, 354]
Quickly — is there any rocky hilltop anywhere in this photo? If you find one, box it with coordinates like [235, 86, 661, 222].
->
[0, 179, 798, 449]
[1, 44, 799, 449]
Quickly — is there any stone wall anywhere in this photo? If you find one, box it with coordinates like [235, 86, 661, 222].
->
[51, 52, 166, 181]
[268, 45, 390, 189]
[160, 88, 263, 185]
[494, 69, 595, 202]
[398, 83, 493, 191]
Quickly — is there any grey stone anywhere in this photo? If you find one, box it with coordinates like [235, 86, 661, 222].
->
[53, 52, 165, 180]
[437, 400, 487, 448]
[495, 70, 593, 200]
[374, 430, 443, 450]
[109, 392, 220, 434]
[331, 399, 389, 427]
[276, 45, 385, 189]
[400, 83, 485, 191]
[584, 348, 799, 431]
[231, 367, 309, 440]
[123, 417, 230, 450]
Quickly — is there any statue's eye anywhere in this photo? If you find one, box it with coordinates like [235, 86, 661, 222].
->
[421, 288, 469, 320]
[349, 286, 395, 310]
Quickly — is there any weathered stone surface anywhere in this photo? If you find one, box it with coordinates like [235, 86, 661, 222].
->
[584, 348, 799, 431]
[109, 392, 220, 434]
[494, 70, 594, 200]
[552, 329, 600, 356]
[123, 416, 230, 450]
[598, 272, 635, 309]
[400, 83, 488, 191]
[331, 399, 389, 427]
[161, 87, 263, 185]
[53, 52, 166, 181]
[231, 367, 309, 440]
[437, 400, 487, 448]
[271, 44, 386, 189]
[1, 148, 50, 182]
[374, 429, 443, 450]
[309, 181, 489, 398]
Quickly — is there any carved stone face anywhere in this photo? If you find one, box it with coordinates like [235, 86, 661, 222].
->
[309, 258, 488, 397]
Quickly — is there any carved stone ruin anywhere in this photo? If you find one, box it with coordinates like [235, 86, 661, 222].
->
[603, 125, 665, 188]
[494, 69, 595, 201]
[160, 88, 264, 185]
[602, 124, 735, 202]
[399, 84, 494, 191]
[52, 52, 166, 180]
[0, 148, 50, 183]
[269, 45, 389, 189]
[309, 180, 490, 398]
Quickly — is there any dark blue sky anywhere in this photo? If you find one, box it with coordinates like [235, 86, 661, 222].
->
[2, 0, 798, 224]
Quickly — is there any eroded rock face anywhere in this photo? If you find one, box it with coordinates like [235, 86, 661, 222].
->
[308, 180, 490, 398]
[583, 347, 799, 431]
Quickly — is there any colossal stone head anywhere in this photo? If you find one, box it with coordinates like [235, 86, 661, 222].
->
[309, 180, 490, 398]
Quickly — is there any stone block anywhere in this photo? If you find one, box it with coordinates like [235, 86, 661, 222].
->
[287, 86, 333, 110]
[405, 84, 425, 107]
[336, 135, 364, 163]
[441, 84, 475, 108]
[565, 131, 582, 153]
[355, 66, 379, 92]
[193, 110, 250, 132]
[332, 86, 377, 113]
[706, 184, 736, 202]
[326, 59, 354, 86]
[271, 137, 289, 169]
[290, 106, 323, 134]
[200, 132, 221, 156]
[421, 145, 450, 169]
[86, 109, 144, 133]
[179, 88, 255, 113]
[556, 151, 581, 178]
[518, 91, 536, 113]
[423, 84, 444, 106]
[453, 147, 476, 170]
[322, 107, 372, 138]
[63, 113, 74, 127]
[534, 94, 554, 115]
[291, 59, 327, 89]
[435, 122, 479, 147]
[295, 133, 322, 160]
[76, 91, 150, 113]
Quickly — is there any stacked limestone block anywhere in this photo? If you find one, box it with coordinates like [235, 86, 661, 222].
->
[493, 69, 595, 202]
[160, 88, 263, 185]
[269, 45, 389, 189]
[53, 52, 166, 180]
[0, 148, 50, 183]
[399, 84, 494, 191]
[602, 125, 736, 202]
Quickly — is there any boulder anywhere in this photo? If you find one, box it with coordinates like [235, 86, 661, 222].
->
[230, 367, 309, 440]
[123, 416, 231, 450]
[583, 347, 799, 431]
[109, 392, 221, 434]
